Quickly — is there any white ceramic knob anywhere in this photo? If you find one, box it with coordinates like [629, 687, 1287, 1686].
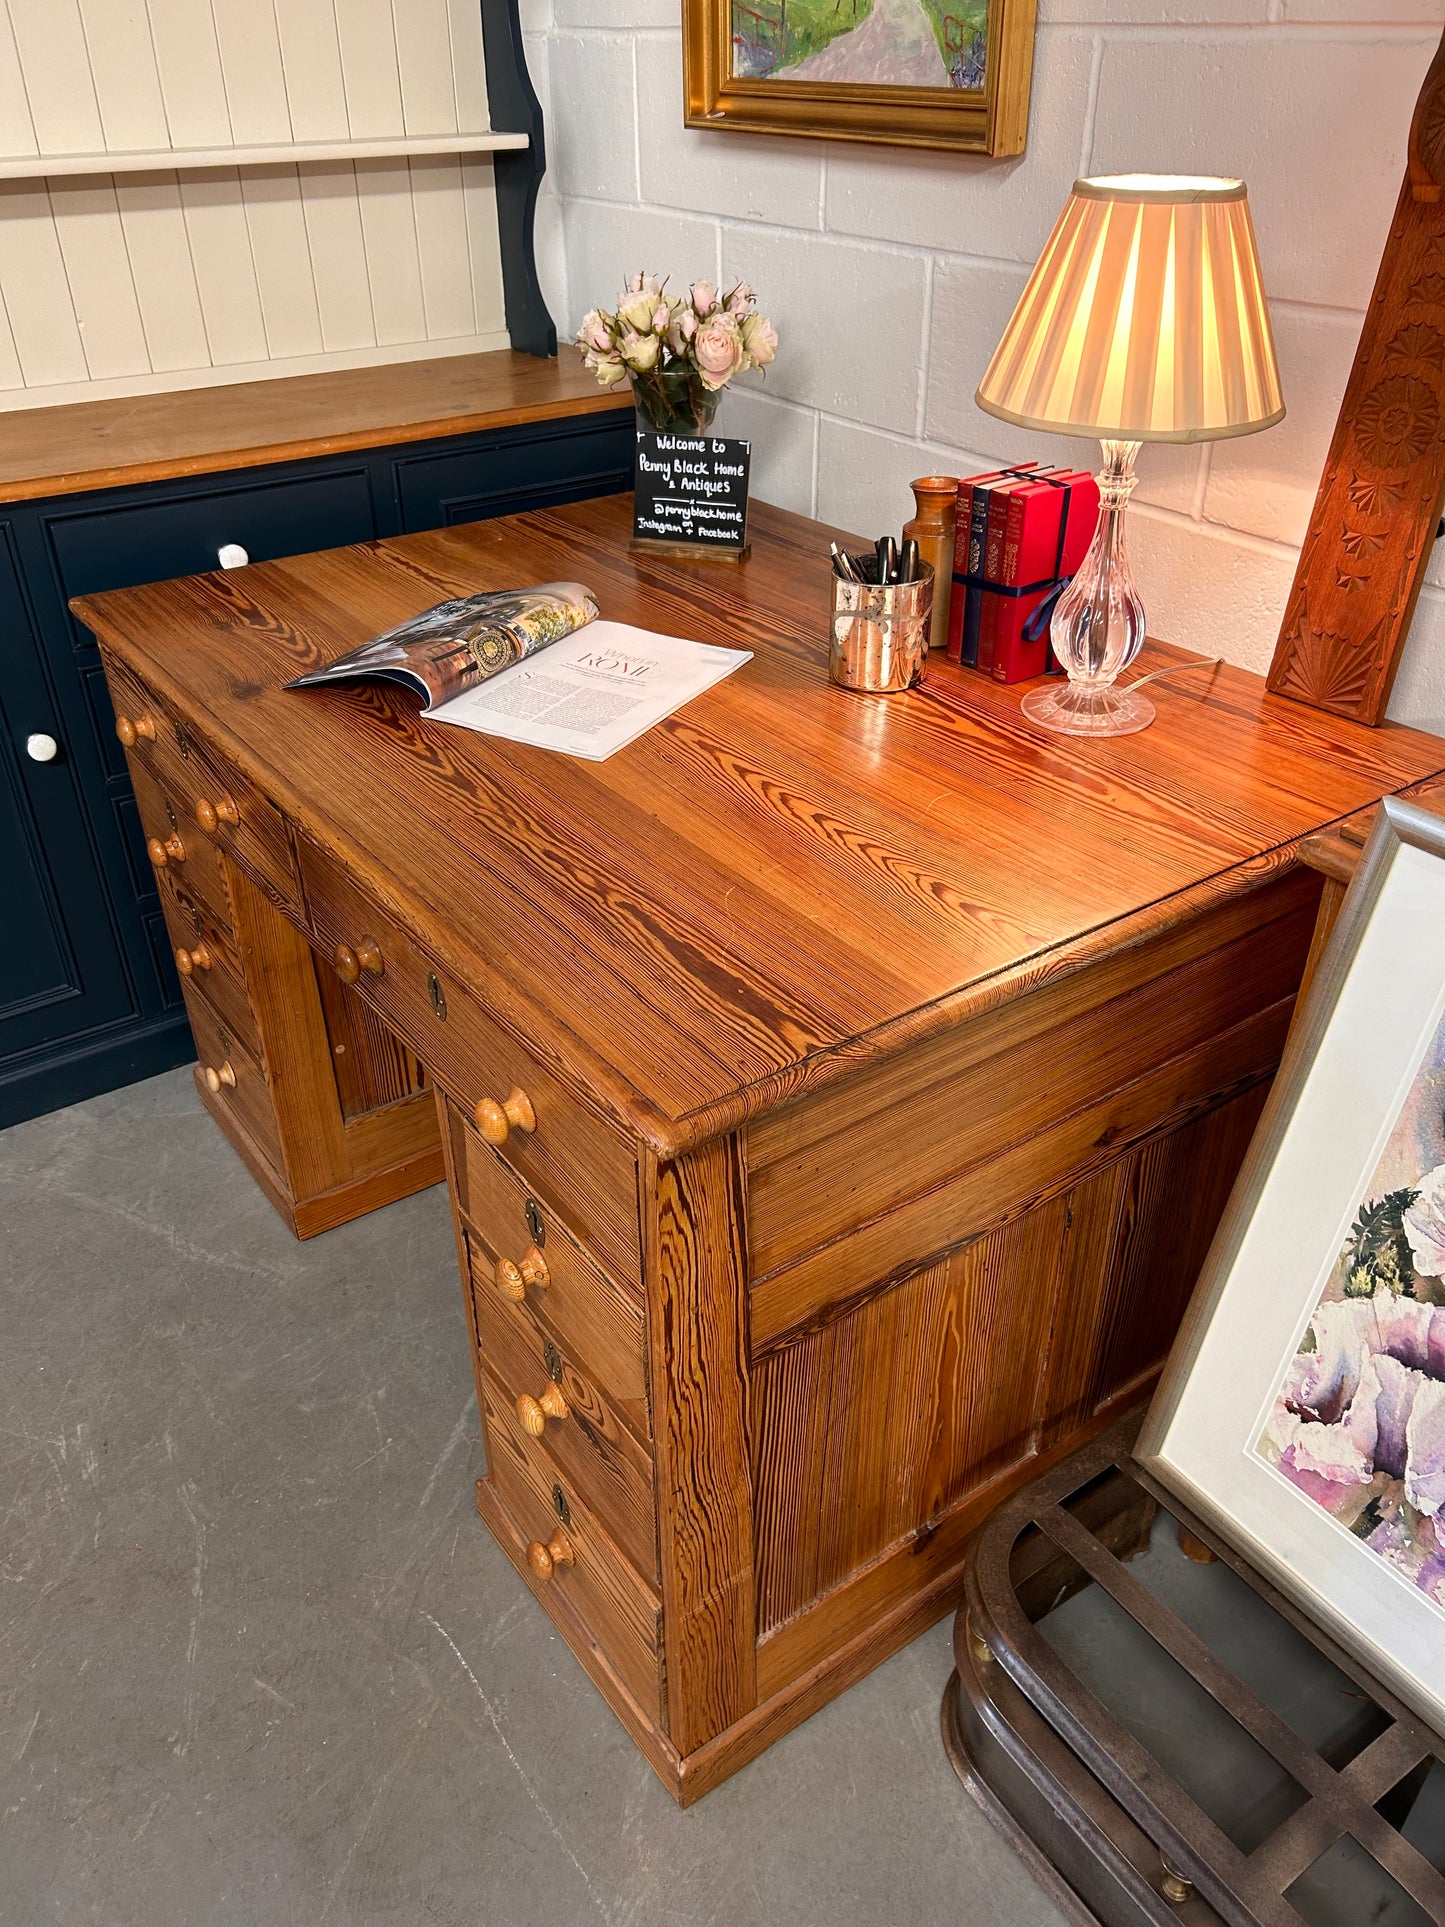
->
[217, 543, 249, 570]
[26, 732, 58, 762]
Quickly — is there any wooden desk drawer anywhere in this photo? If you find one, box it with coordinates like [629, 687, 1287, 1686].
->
[298, 835, 641, 1282]
[479, 1367, 663, 1724]
[163, 904, 257, 1062]
[106, 655, 300, 911]
[182, 980, 280, 1171]
[155, 859, 242, 983]
[448, 1105, 648, 1435]
[469, 1231, 656, 1580]
[128, 756, 235, 935]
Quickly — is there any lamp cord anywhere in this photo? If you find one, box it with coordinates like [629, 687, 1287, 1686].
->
[1121, 655, 1225, 694]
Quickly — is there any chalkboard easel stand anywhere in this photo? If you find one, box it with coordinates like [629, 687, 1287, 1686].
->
[629, 535, 751, 564]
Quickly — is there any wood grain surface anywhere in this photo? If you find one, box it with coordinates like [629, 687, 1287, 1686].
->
[0, 351, 631, 501]
[81, 490, 1445, 1803]
[75, 493, 1445, 1155]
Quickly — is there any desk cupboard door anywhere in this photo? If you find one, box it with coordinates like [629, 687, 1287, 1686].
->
[0, 525, 133, 1118]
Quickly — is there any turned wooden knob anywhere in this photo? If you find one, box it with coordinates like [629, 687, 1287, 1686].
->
[333, 937, 383, 983]
[195, 794, 239, 835]
[115, 713, 155, 748]
[475, 1086, 536, 1146]
[495, 1247, 549, 1301]
[147, 832, 186, 868]
[516, 1384, 568, 1435]
[526, 1529, 574, 1581]
[174, 942, 212, 976]
[203, 1061, 236, 1093]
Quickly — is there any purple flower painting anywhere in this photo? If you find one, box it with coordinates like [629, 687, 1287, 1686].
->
[1256, 1006, 1445, 1611]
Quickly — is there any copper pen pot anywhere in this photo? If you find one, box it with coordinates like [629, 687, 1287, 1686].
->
[828, 565, 934, 694]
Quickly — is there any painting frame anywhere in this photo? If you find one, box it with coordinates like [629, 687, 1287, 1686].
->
[681, 0, 1038, 157]
[1139, 794, 1445, 1738]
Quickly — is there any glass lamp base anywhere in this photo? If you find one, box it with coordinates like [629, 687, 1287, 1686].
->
[1020, 680, 1156, 737]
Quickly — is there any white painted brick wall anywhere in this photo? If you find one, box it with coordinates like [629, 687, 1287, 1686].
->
[528, 0, 1445, 729]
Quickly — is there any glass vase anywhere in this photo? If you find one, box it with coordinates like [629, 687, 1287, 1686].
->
[631, 366, 722, 438]
[1021, 438, 1154, 738]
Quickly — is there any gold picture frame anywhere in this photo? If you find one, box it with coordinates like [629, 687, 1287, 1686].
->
[682, 0, 1038, 157]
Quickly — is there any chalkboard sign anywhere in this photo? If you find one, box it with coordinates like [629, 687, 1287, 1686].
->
[631, 430, 751, 561]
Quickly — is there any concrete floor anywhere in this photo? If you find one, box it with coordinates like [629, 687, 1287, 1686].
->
[1, 1068, 1063, 1927]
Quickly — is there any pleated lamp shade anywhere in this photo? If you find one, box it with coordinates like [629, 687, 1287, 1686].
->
[975, 176, 1284, 443]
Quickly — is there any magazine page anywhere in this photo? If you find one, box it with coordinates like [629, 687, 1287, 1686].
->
[286, 583, 598, 711]
[428, 620, 751, 762]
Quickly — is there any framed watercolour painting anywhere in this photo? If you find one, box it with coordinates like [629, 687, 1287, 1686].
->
[681, 0, 1039, 156]
[1139, 796, 1445, 1738]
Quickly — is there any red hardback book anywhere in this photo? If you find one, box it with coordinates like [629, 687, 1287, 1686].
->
[987, 471, 1101, 683]
[976, 475, 1041, 674]
[946, 464, 1043, 665]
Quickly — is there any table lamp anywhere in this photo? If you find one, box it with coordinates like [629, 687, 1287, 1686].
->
[975, 176, 1284, 736]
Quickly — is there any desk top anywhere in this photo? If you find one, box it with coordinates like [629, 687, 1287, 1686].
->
[76, 494, 1445, 1152]
[0, 351, 631, 504]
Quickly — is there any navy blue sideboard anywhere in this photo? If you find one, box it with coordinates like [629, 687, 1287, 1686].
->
[4, 375, 632, 1129]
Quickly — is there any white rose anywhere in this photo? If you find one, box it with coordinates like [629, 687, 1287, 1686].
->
[617, 291, 659, 334]
[740, 311, 778, 368]
[618, 330, 661, 372]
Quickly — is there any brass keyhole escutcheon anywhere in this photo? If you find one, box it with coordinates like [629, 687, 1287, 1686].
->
[427, 971, 447, 1021]
[524, 1199, 545, 1246]
[165, 797, 179, 830]
[551, 1482, 571, 1527]
[542, 1337, 563, 1385]
[175, 722, 191, 761]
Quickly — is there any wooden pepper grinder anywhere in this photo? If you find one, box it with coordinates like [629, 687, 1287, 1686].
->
[904, 477, 957, 650]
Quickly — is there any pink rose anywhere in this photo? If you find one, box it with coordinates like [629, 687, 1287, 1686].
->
[667, 305, 697, 356]
[726, 280, 754, 315]
[576, 309, 613, 354]
[689, 279, 717, 318]
[693, 313, 745, 391]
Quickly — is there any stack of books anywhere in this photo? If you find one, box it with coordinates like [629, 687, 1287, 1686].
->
[945, 464, 1100, 683]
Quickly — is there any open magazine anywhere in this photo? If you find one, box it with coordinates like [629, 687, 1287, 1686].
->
[287, 582, 751, 762]
[286, 583, 599, 711]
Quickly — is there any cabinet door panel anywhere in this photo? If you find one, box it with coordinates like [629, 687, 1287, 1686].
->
[395, 419, 632, 532]
[0, 524, 133, 1065]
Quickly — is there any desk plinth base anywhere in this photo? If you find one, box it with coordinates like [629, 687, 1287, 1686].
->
[194, 1064, 444, 1239]
[476, 1396, 1142, 1806]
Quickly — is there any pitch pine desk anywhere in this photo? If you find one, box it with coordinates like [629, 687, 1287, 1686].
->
[77, 494, 1445, 1803]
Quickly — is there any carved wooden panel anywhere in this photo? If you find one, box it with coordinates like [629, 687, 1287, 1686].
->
[1268, 29, 1445, 723]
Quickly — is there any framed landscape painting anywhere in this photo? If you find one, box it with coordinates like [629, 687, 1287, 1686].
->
[1139, 796, 1445, 1737]
[681, 0, 1039, 156]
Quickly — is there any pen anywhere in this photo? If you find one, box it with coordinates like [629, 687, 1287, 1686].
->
[876, 535, 897, 585]
[899, 538, 920, 584]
